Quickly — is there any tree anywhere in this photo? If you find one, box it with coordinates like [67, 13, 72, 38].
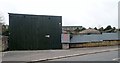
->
[94, 27, 97, 30]
[112, 27, 116, 32]
[2, 25, 9, 36]
[0, 13, 4, 35]
[118, 28, 120, 31]
[80, 27, 86, 31]
[98, 27, 104, 31]
[104, 25, 112, 31]
[112, 27, 116, 30]
[88, 27, 92, 29]
[0, 13, 9, 36]
[74, 27, 80, 32]
[0, 12, 4, 24]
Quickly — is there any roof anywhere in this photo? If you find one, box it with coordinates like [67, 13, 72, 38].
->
[9, 13, 62, 17]
[79, 29, 101, 34]
[70, 33, 119, 43]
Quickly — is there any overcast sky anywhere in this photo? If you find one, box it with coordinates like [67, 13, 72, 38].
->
[0, 0, 119, 28]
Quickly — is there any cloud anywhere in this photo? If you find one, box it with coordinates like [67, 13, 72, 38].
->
[0, 0, 119, 28]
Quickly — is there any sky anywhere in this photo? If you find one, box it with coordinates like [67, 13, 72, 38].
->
[0, 0, 119, 28]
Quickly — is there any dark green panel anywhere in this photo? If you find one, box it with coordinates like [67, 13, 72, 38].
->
[9, 13, 62, 50]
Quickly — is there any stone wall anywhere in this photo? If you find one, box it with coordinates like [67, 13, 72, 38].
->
[0, 36, 8, 51]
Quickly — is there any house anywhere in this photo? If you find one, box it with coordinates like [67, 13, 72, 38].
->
[62, 26, 84, 34]
[79, 29, 101, 35]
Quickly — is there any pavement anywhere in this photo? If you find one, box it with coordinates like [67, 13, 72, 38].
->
[50, 50, 118, 61]
[1, 46, 119, 63]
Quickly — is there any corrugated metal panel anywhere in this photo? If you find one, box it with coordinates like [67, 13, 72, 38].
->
[70, 33, 119, 43]
[71, 34, 102, 43]
[101, 33, 118, 40]
[9, 13, 62, 50]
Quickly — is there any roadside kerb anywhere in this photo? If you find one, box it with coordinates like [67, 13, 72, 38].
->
[27, 48, 119, 63]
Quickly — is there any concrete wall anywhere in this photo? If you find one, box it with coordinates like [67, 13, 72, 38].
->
[61, 34, 70, 43]
[62, 43, 70, 49]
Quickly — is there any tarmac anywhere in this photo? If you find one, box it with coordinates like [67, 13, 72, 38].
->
[1, 46, 119, 63]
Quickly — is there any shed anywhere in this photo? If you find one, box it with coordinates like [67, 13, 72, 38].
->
[9, 13, 62, 50]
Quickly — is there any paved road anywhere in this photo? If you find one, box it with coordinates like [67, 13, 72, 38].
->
[2, 46, 119, 63]
[50, 50, 118, 61]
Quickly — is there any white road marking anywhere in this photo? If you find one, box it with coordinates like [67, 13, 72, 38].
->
[113, 58, 120, 61]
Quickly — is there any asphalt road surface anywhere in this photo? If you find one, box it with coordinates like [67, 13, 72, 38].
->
[50, 50, 118, 61]
[2, 46, 119, 63]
